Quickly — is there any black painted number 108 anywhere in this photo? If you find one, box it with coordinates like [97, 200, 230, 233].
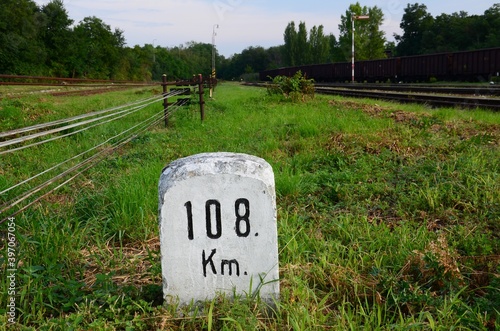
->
[184, 198, 250, 240]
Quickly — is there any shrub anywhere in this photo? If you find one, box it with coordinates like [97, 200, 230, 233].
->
[267, 70, 315, 102]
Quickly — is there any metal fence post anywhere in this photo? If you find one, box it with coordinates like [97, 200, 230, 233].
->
[162, 74, 168, 127]
[198, 74, 205, 122]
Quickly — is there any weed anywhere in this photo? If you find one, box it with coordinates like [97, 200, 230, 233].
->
[0, 83, 499, 329]
[266, 70, 315, 102]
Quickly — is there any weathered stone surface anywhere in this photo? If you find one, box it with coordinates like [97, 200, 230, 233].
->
[158, 152, 279, 307]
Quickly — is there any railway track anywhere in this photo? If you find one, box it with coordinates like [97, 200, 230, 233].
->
[0, 74, 157, 100]
[314, 85, 500, 111]
[245, 82, 500, 111]
[314, 83, 500, 97]
[0, 85, 152, 100]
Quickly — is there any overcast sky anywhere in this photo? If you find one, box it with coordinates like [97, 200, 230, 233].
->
[33, 0, 497, 57]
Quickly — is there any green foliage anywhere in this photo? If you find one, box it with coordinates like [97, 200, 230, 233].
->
[39, 0, 74, 77]
[72, 16, 125, 79]
[283, 21, 334, 66]
[337, 2, 388, 61]
[395, 3, 500, 56]
[1, 1, 499, 81]
[309, 25, 331, 64]
[266, 70, 315, 102]
[0, 0, 47, 75]
[220, 46, 273, 81]
[0, 84, 499, 329]
[283, 21, 298, 66]
[394, 3, 435, 56]
[0, 0, 214, 80]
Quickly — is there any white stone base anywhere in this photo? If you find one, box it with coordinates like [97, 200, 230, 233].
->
[158, 153, 279, 307]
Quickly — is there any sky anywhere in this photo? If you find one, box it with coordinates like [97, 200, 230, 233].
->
[33, 0, 497, 58]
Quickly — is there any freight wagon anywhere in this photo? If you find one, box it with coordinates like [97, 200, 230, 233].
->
[452, 48, 500, 81]
[400, 52, 451, 82]
[259, 47, 500, 83]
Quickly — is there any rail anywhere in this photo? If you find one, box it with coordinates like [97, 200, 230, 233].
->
[0, 74, 155, 86]
[245, 82, 500, 111]
[0, 74, 209, 223]
[314, 86, 500, 111]
[314, 83, 500, 97]
[0, 74, 159, 101]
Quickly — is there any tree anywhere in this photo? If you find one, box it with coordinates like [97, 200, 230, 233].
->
[484, 4, 500, 48]
[364, 6, 387, 59]
[426, 12, 479, 52]
[296, 22, 310, 65]
[240, 46, 269, 73]
[0, 0, 46, 74]
[328, 34, 345, 62]
[180, 42, 212, 78]
[337, 3, 387, 61]
[266, 45, 285, 69]
[71, 16, 125, 78]
[283, 21, 333, 66]
[283, 22, 298, 66]
[40, 0, 74, 76]
[114, 45, 154, 81]
[219, 46, 271, 80]
[309, 25, 330, 63]
[394, 3, 434, 56]
[394, 3, 499, 55]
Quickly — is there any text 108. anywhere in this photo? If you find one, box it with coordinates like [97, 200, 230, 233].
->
[184, 198, 251, 240]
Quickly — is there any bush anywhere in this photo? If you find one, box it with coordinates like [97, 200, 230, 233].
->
[267, 70, 315, 102]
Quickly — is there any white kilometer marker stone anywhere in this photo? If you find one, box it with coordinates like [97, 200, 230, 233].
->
[158, 152, 279, 307]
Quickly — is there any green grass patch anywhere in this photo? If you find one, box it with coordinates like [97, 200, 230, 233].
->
[1, 83, 499, 329]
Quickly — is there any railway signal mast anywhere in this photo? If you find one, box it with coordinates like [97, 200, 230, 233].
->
[352, 14, 369, 83]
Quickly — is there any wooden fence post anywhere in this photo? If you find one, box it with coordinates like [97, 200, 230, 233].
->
[162, 74, 168, 127]
[198, 74, 205, 122]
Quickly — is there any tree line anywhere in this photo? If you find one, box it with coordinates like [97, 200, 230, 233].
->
[1, 0, 499, 82]
[394, 3, 500, 56]
[0, 0, 215, 81]
[278, 2, 500, 66]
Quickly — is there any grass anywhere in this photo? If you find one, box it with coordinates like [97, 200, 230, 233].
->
[0, 82, 499, 330]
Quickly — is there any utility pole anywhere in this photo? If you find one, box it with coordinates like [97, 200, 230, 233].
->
[153, 39, 157, 63]
[210, 24, 219, 98]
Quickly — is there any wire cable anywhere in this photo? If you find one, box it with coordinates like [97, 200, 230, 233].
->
[0, 96, 162, 149]
[1, 96, 188, 196]
[1, 108, 169, 220]
[0, 107, 168, 196]
[0, 107, 168, 213]
[0, 95, 171, 155]
[0, 91, 182, 139]
[1, 92, 190, 223]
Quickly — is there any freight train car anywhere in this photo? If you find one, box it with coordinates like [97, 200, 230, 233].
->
[259, 67, 297, 81]
[399, 52, 451, 82]
[259, 47, 500, 84]
[259, 63, 334, 82]
[356, 58, 399, 82]
[332, 62, 351, 82]
[452, 48, 500, 81]
[302, 63, 334, 82]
